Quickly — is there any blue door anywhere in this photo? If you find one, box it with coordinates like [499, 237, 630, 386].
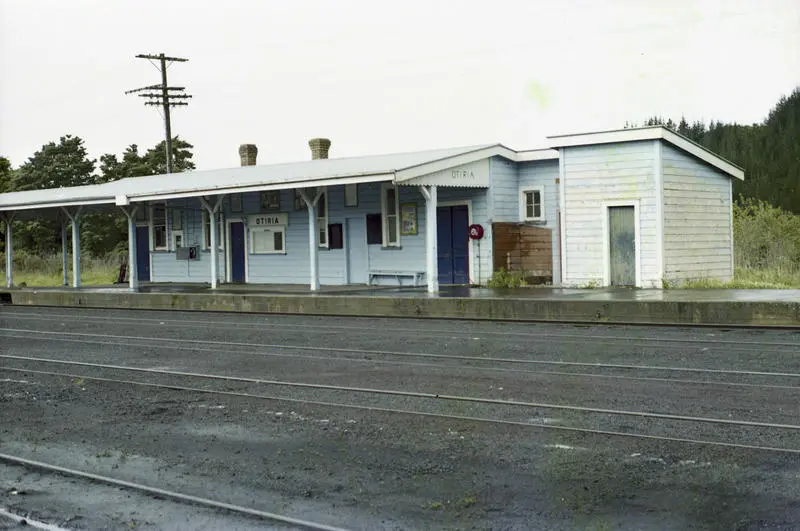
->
[346, 217, 368, 284]
[135, 226, 150, 281]
[437, 205, 470, 285]
[230, 222, 246, 283]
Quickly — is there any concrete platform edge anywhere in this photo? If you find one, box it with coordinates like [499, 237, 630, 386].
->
[4, 290, 800, 326]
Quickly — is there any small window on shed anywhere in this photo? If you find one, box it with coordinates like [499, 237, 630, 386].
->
[151, 204, 167, 250]
[366, 214, 382, 245]
[522, 188, 544, 221]
[317, 190, 328, 248]
[329, 223, 343, 249]
[260, 191, 281, 211]
[381, 184, 400, 247]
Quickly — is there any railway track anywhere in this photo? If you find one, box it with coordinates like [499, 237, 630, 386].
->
[0, 454, 350, 531]
[2, 327, 800, 388]
[2, 307, 800, 528]
[2, 354, 799, 454]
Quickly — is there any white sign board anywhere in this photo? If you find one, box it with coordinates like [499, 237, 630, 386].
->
[404, 159, 490, 187]
[249, 212, 289, 227]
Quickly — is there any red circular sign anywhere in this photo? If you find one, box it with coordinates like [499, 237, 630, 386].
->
[468, 224, 484, 240]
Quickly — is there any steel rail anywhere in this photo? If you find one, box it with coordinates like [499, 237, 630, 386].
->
[2, 355, 799, 431]
[0, 508, 70, 531]
[0, 452, 351, 531]
[3, 329, 800, 380]
[3, 333, 800, 391]
[2, 365, 799, 455]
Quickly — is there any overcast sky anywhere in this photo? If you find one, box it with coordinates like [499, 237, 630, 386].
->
[1, 0, 798, 171]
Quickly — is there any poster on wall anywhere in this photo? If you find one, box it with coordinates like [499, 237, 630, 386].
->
[400, 203, 417, 235]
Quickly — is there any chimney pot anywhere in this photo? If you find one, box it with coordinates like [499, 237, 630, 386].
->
[308, 138, 331, 160]
[238, 144, 258, 166]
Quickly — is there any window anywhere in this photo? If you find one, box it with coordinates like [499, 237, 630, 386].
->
[171, 209, 183, 231]
[202, 211, 224, 250]
[294, 190, 306, 211]
[230, 193, 243, 213]
[134, 206, 147, 222]
[381, 184, 400, 247]
[171, 209, 184, 250]
[250, 227, 285, 254]
[328, 223, 343, 249]
[522, 188, 544, 221]
[317, 190, 328, 248]
[366, 214, 382, 245]
[151, 204, 167, 250]
[344, 184, 358, 207]
[260, 191, 280, 211]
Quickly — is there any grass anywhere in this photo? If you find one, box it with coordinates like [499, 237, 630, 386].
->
[680, 268, 800, 289]
[487, 268, 528, 288]
[0, 252, 121, 287]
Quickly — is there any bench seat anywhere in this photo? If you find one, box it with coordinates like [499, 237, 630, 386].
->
[368, 270, 425, 287]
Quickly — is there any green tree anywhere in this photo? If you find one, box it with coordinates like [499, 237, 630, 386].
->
[629, 86, 800, 214]
[0, 156, 12, 193]
[145, 137, 196, 175]
[82, 137, 196, 256]
[0, 156, 12, 253]
[11, 136, 96, 254]
[4, 135, 196, 257]
[13, 135, 96, 192]
[98, 137, 195, 182]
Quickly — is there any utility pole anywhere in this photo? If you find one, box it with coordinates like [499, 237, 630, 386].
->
[126, 53, 192, 174]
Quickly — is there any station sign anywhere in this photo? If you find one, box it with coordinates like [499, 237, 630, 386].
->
[249, 213, 288, 227]
[405, 159, 490, 188]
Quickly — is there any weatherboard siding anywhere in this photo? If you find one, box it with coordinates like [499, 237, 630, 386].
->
[246, 187, 349, 285]
[661, 144, 734, 283]
[151, 184, 490, 286]
[149, 201, 226, 283]
[519, 160, 560, 284]
[489, 156, 518, 222]
[561, 141, 660, 287]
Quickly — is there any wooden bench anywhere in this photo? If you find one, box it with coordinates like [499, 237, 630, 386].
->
[368, 270, 425, 287]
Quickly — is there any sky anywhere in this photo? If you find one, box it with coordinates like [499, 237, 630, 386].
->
[1, 0, 798, 171]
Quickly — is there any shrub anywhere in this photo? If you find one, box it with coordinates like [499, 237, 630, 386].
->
[733, 198, 800, 275]
[487, 268, 528, 288]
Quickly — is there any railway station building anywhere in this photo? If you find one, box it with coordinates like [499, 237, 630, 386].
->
[0, 126, 744, 292]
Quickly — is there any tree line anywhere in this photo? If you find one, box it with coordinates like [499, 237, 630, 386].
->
[0, 137, 195, 256]
[626, 86, 800, 214]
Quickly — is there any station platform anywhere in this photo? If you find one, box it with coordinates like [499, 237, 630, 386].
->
[1, 283, 798, 327]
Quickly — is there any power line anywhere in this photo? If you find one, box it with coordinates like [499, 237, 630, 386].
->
[125, 53, 192, 174]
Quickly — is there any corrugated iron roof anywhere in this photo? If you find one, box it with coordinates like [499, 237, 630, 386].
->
[0, 144, 502, 211]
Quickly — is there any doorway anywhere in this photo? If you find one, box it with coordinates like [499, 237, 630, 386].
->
[608, 205, 636, 286]
[437, 205, 470, 285]
[135, 225, 150, 281]
[228, 221, 246, 283]
[346, 217, 368, 284]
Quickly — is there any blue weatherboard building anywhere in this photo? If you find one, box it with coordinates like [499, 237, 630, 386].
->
[0, 126, 744, 292]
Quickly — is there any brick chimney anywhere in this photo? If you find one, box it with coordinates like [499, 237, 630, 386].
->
[238, 144, 258, 166]
[308, 138, 331, 160]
